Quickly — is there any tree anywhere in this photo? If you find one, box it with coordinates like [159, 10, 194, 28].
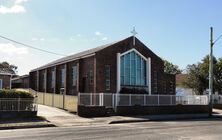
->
[0, 61, 17, 74]
[183, 63, 207, 95]
[215, 58, 222, 94]
[164, 60, 182, 74]
[183, 55, 221, 95]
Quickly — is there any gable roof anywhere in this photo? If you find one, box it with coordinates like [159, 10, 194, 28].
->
[31, 36, 133, 72]
[11, 75, 29, 81]
[0, 72, 13, 76]
[30, 36, 161, 72]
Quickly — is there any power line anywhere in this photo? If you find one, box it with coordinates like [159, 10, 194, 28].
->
[0, 35, 67, 57]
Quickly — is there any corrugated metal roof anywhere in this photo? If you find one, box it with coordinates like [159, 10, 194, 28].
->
[0, 69, 14, 75]
[31, 36, 131, 72]
[11, 75, 29, 81]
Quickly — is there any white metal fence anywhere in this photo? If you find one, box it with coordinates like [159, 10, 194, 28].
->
[213, 95, 222, 104]
[78, 93, 208, 107]
[0, 98, 37, 111]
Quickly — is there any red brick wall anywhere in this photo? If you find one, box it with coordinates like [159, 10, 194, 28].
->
[79, 56, 95, 93]
[95, 36, 175, 94]
[66, 60, 80, 95]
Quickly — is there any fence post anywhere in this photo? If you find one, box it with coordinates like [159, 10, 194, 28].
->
[99, 93, 101, 106]
[144, 94, 146, 106]
[129, 94, 131, 106]
[158, 95, 160, 106]
[99, 93, 104, 106]
[18, 98, 20, 112]
[102, 93, 104, 106]
[90, 93, 92, 106]
[112, 94, 115, 108]
[170, 95, 172, 105]
[116, 94, 119, 106]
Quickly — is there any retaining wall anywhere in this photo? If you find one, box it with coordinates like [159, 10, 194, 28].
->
[78, 105, 209, 117]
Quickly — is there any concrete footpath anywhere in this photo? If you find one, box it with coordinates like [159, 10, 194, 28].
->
[38, 105, 222, 126]
[0, 115, 54, 130]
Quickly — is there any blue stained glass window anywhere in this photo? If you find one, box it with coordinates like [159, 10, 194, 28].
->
[120, 50, 147, 86]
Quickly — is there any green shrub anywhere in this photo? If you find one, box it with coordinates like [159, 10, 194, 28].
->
[0, 89, 33, 98]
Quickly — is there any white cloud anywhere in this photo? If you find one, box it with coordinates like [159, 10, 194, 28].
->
[0, 0, 28, 14]
[0, 43, 28, 55]
[15, 0, 28, 4]
[102, 37, 108, 41]
[95, 31, 101, 36]
[0, 5, 26, 14]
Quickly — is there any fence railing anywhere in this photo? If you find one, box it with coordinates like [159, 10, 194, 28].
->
[213, 95, 222, 104]
[78, 93, 209, 107]
[0, 98, 37, 111]
[29, 89, 78, 112]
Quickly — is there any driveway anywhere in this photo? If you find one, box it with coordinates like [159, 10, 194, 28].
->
[37, 105, 94, 126]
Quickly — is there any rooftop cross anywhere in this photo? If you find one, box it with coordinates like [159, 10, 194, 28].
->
[131, 27, 137, 46]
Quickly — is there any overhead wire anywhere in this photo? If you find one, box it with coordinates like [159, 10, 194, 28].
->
[0, 35, 67, 57]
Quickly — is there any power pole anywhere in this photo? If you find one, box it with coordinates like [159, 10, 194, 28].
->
[209, 27, 213, 117]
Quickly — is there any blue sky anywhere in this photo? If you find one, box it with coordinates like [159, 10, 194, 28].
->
[0, 0, 222, 75]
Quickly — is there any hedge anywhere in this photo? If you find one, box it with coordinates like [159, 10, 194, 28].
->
[0, 89, 33, 98]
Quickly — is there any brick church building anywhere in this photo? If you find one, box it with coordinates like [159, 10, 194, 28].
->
[30, 36, 175, 95]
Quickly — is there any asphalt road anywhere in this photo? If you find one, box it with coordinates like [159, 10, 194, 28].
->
[0, 118, 222, 140]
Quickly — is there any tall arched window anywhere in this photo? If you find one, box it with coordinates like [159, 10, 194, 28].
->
[120, 50, 147, 86]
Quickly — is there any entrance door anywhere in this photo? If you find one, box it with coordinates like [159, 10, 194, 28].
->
[0, 79, 2, 89]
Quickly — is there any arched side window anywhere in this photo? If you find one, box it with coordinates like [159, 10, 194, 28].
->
[120, 50, 147, 86]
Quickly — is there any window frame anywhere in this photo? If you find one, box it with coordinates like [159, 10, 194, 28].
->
[72, 66, 77, 86]
[60, 68, 65, 88]
[105, 65, 111, 91]
[0, 79, 2, 89]
[89, 70, 93, 85]
[51, 70, 55, 89]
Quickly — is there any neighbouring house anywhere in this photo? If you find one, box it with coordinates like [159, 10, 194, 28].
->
[30, 36, 175, 95]
[176, 74, 195, 95]
[0, 71, 13, 89]
[12, 75, 29, 89]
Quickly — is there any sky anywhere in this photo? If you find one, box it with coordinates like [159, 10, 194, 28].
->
[0, 0, 222, 75]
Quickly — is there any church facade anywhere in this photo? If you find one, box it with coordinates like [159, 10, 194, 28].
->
[30, 36, 175, 95]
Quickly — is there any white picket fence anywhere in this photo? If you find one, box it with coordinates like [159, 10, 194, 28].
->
[78, 93, 209, 108]
[0, 98, 37, 111]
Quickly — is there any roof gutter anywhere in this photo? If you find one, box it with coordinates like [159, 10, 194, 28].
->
[30, 53, 96, 72]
